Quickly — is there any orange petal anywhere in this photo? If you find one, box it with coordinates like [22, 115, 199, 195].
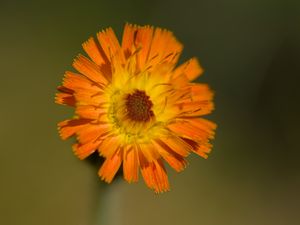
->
[82, 37, 112, 80]
[184, 118, 216, 140]
[173, 58, 203, 81]
[179, 137, 212, 159]
[82, 37, 107, 65]
[172, 84, 213, 104]
[123, 145, 139, 183]
[191, 84, 214, 101]
[168, 120, 214, 141]
[58, 76, 106, 107]
[76, 123, 110, 144]
[134, 25, 154, 70]
[55, 92, 75, 106]
[148, 28, 183, 67]
[62, 71, 102, 92]
[98, 149, 122, 183]
[58, 119, 92, 140]
[192, 142, 213, 159]
[122, 23, 138, 58]
[171, 72, 190, 89]
[189, 84, 213, 102]
[97, 136, 121, 158]
[138, 142, 160, 162]
[196, 118, 217, 130]
[97, 28, 125, 63]
[175, 100, 214, 117]
[73, 54, 108, 85]
[139, 154, 170, 193]
[75, 105, 106, 120]
[73, 91, 107, 106]
[156, 136, 190, 157]
[72, 140, 101, 160]
[57, 85, 74, 94]
[152, 141, 187, 172]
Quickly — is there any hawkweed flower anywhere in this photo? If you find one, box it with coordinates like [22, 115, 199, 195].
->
[55, 23, 216, 193]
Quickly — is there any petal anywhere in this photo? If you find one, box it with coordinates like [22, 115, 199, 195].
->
[98, 149, 122, 183]
[76, 123, 110, 144]
[170, 84, 213, 109]
[184, 118, 216, 139]
[97, 28, 125, 64]
[188, 84, 214, 102]
[72, 140, 101, 160]
[123, 145, 139, 183]
[122, 23, 138, 58]
[180, 137, 212, 159]
[74, 91, 107, 106]
[62, 71, 102, 93]
[147, 28, 183, 67]
[97, 136, 121, 158]
[75, 105, 106, 120]
[180, 137, 199, 150]
[168, 119, 214, 141]
[55, 92, 75, 106]
[134, 25, 154, 70]
[82, 37, 107, 66]
[138, 142, 160, 162]
[73, 54, 108, 85]
[152, 141, 187, 172]
[58, 119, 92, 140]
[173, 58, 203, 81]
[192, 142, 213, 159]
[156, 136, 191, 157]
[175, 100, 215, 117]
[139, 154, 170, 193]
[196, 118, 217, 131]
[82, 37, 112, 80]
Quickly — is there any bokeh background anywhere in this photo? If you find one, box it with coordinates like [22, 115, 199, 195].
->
[1, 0, 300, 225]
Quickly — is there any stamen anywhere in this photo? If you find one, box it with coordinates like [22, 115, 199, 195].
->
[125, 90, 154, 122]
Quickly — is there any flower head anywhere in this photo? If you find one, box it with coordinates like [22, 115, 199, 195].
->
[56, 23, 216, 193]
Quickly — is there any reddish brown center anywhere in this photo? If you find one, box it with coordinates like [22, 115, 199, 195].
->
[125, 90, 154, 122]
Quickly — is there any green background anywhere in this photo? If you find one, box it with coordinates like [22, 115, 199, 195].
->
[1, 0, 299, 224]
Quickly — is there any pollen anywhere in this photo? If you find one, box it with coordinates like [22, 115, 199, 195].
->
[125, 90, 154, 122]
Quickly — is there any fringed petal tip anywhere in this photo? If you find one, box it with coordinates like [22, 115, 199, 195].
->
[55, 85, 76, 106]
[98, 150, 122, 183]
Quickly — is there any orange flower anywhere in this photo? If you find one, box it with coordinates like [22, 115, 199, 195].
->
[55, 23, 216, 193]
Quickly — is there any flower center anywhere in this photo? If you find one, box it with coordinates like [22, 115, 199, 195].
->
[125, 90, 154, 122]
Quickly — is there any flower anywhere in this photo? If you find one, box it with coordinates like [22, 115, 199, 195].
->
[55, 23, 216, 193]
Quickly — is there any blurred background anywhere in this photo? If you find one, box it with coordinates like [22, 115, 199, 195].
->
[1, 0, 299, 224]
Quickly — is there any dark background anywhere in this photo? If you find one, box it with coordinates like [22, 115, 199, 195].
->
[1, 0, 299, 225]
